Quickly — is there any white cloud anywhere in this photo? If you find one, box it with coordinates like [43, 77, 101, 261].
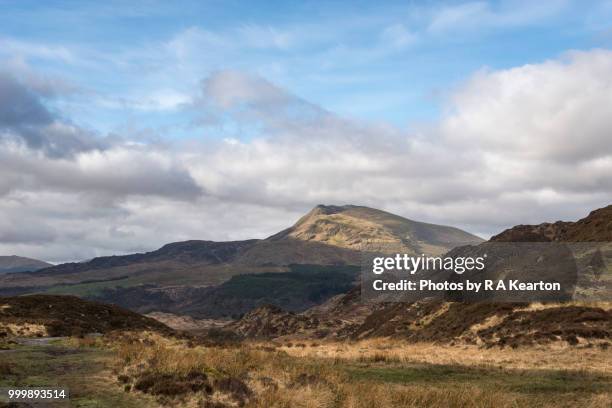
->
[1, 50, 611, 261]
[443, 49, 612, 163]
[0, 142, 202, 201]
[187, 51, 612, 233]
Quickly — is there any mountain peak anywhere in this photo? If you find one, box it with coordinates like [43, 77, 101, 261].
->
[269, 204, 483, 255]
[298, 204, 356, 221]
[312, 204, 355, 214]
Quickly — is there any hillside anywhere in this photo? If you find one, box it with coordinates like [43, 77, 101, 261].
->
[230, 286, 384, 339]
[0, 255, 51, 274]
[174, 264, 360, 318]
[235, 293, 612, 347]
[0, 294, 173, 337]
[94, 264, 360, 319]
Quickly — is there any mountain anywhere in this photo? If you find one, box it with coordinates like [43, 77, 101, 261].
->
[491, 205, 612, 242]
[0, 255, 51, 274]
[0, 238, 358, 294]
[0, 205, 483, 317]
[269, 204, 484, 255]
[230, 204, 612, 345]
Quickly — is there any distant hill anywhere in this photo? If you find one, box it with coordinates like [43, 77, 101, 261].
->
[0, 256, 51, 274]
[23, 239, 260, 279]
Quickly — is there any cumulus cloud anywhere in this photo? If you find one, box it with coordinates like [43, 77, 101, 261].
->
[443, 50, 612, 163]
[189, 50, 611, 233]
[0, 143, 202, 201]
[1, 50, 611, 262]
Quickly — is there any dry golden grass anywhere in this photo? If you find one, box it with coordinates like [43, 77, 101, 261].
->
[250, 381, 523, 408]
[467, 314, 505, 333]
[279, 338, 612, 374]
[0, 322, 48, 337]
[97, 332, 612, 408]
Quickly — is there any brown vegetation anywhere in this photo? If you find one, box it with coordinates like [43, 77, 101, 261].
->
[281, 338, 612, 374]
[231, 294, 612, 349]
[81, 331, 612, 408]
[0, 294, 174, 337]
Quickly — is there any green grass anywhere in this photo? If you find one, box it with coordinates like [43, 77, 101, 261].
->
[0, 343, 158, 407]
[346, 363, 612, 396]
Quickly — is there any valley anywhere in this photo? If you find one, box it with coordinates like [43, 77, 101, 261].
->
[1, 204, 611, 407]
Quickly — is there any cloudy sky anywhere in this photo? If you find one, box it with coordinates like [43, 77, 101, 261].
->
[1, 0, 611, 262]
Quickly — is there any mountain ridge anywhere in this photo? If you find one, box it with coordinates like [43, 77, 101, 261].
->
[491, 205, 612, 242]
[0, 204, 487, 317]
[2, 204, 481, 284]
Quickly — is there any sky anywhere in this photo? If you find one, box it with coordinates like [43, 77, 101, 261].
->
[1, 0, 611, 262]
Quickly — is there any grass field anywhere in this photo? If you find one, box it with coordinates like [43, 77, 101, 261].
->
[0, 340, 160, 407]
[2, 332, 610, 407]
[346, 364, 610, 395]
